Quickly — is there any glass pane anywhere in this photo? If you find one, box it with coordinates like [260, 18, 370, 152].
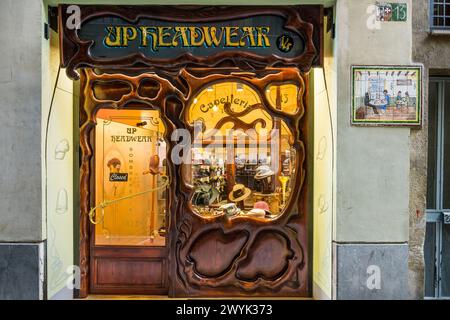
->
[188, 82, 297, 220]
[424, 222, 437, 297]
[427, 82, 439, 209]
[443, 82, 450, 208]
[95, 108, 167, 246]
[442, 224, 450, 297]
[266, 84, 300, 114]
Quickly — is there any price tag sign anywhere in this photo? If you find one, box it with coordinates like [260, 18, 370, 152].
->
[377, 2, 407, 22]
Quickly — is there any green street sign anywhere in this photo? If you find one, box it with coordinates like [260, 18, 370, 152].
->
[377, 3, 407, 22]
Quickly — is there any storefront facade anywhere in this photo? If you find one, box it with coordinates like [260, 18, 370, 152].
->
[0, 0, 437, 300]
[59, 4, 323, 297]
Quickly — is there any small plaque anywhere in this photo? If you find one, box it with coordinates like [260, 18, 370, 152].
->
[376, 3, 407, 22]
[109, 173, 128, 182]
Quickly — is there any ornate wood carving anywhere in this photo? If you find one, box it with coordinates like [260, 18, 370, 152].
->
[68, 4, 320, 298]
[79, 67, 309, 297]
[58, 5, 323, 79]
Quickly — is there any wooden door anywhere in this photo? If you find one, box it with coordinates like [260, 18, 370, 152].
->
[89, 107, 169, 295]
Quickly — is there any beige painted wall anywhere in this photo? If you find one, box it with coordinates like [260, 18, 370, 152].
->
[334, 0, 413, 243]
[43, 29, 75, 299]
[312, 12, 336, 299]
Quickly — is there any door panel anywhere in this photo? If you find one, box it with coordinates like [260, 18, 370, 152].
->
[90, 108, 168, 294]
[441, 224, 450, 297]
[91, 247, 167, 294]
[425, 78, 450, 299]
[442, 82, 450, 208]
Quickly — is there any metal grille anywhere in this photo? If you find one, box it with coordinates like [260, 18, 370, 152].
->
[431, 0, 450, 29]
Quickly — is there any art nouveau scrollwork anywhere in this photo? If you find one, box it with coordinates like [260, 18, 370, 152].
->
[78, 67, 309, 297]
[65, 4, 322, 298]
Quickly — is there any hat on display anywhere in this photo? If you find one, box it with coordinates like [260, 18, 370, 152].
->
[229, 184, 252, 202]
[254, 165, 275, 180]
[219, 203, 240, 217]
[247, 208, 266, 218]
[254, 201, 270, 211]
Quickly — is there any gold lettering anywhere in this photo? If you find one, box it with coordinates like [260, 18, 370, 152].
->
[189, 27, 204, 46]
[172, 27, 189, 46]
[105, 24, 273, 50]
[203, 27, 224, 47]
[279, 36, 293, 51]
[256, 27, 271, 47]
[140, 27, 158, 51]
[104, 26, 122, 47]
[240, 27, 257, 47]
[122, 26, 137, 47]
[158, 27, 172, 47]
[225, 27, 240, 47]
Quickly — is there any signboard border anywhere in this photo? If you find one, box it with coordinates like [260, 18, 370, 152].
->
[58, 5, 323, 79]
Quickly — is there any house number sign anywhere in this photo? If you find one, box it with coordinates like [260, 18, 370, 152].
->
[376, 2, 407, 22]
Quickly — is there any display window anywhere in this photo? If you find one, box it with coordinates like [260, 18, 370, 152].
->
[187, 81, 297, 219]
[94, 108, 168, 246]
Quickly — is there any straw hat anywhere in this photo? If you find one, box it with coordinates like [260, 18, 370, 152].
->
[229, 184, 251, 202]
[254, 165, 275, 180]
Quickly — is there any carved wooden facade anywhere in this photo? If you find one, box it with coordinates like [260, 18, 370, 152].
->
[59, 5, 323, 298]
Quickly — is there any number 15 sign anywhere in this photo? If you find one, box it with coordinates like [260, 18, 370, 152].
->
[376, 2, 407, 22]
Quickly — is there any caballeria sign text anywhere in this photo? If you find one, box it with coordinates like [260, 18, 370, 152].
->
[104, 26, 272, 50]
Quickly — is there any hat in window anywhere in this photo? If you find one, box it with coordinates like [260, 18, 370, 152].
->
[218, 203, 241, 217]
[254, 201, 270, 211]
[247, 208, 266, 218]
[229, 184, 251, 202]
[254, 165, 275, 180]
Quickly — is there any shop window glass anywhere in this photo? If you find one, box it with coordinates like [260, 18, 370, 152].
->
[94, 108, 167, 246]
[187, 82, 297, 220]
[265, 83, 300, 115]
